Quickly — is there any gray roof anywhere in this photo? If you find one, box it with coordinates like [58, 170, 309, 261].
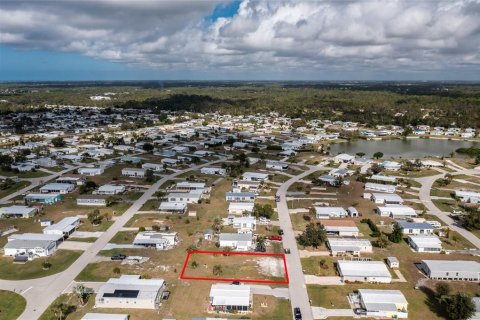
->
[397, 221, 433, 229]
[219, 233, 252, 242]
[422, 260, 480, 272]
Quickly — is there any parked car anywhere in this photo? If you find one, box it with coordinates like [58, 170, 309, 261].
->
[232, 281, 241, 285]
[275, 195, 281, 202]
[268, 235, 282, 241]
[278, 228, 284, 235]
[284, 248, 291, 254]
[354, 308, 367, 315]
[111, 253, 126, 261]
[255, 245, 266, 252]
[294, 307, 302, 320]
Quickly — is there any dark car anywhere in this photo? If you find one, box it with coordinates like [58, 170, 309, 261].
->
[294, 307, 302, 320]
[275, 195, 281, 202]
[232, 281, 241, 285]
[111, 254, 126, 261]
[354, 308, 367, 315]
[255, 245, 266, 252]
[284, 248, 291, 254]
[278, 228, 284, 235]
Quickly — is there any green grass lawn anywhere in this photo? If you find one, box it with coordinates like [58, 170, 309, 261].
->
[66, 237, 98, 243]
[0, 169, 50, 178]
[432, 199, 456, 212]
[301, 257, 337, 276]
[110, 231, 136, 244]
[0, 290, 26, 320]
[0, 250, 82, 280]
[0, 181, 31, 199]
[76, 263, 116, 282]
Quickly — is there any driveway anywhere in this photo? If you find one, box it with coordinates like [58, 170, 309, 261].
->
[304, 275, 343, 285]
[312, 307, 356, 319]
[58, 241, 92, 251]
[250, 285, 290, 299]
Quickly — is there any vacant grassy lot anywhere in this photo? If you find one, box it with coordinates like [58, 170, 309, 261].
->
[0, 169, 50, 178]
[0, 250, 82, 280]
[0, 290, 26, 320]
[183, 252, 287, 283]
[0, 181, 31, 199]
[301, 257, 337, 276]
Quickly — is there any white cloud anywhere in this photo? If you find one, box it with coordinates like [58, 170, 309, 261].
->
[1, 0, 479, 77]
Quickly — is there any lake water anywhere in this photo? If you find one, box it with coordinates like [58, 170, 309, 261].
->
[329, 138, 480, 159]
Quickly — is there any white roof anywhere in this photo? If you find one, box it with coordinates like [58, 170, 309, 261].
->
[219, 233, 252, 242]
[210, 284, 251, 307]
[229, 202, 255, 210]
[98, 185, 125, 192]
[422, 260, 480, 272]
[314, 207, 347, 215]
[82, 313, 129, 320]
[43, 217, 79, 233]
[159, 202, 187, 210]
[337, 260, 391, 278]
[98, 275, 165, 301]
[40, 183, 73, 191]
[370, 175, 396, 183]
[408, 235, 442, 248]
[0, 205, 36, 215]
[327, 238, 371, 251]
[377, 205, 416, 215]
[371, 193, 403, 202]
[359, 289, 407, 312]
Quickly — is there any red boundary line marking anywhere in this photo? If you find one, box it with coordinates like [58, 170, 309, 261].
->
[180, 250, 289, 284]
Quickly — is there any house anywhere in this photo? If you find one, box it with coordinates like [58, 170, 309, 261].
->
[43, 217, 80, 237]
[334, 153, 355, 163]
[420, 260, 480, 281]
[0, 205, 37, 218]
[219, 233, 253, 251]
[408, 235, 442, 253]
[314, 207, 347, 219]
[317, 175, 337, 186]
[358, 289, 408, 319]
[371, 193, 404, 206]
[12, 163, 36, 172]
[159, 202, 187, 214]
[396, 221, 434, 235]
[95, 275, 166, 309]
[225, 192, 256, 203]
[347, 207, 359, 217]
[387, 257, 399, 268]
[97, 185, 126, 195]
[365, 182, 396, 193]
[455, 190, 480, 204]
[56, 176, 86, 186]
[175, 182, 207, 192]
[78, 167, 104, 176]
[167, 192, 201, 204]
[133, 231, 178, 250]
[320, 220, 359, 237]
[25, 193, 62, 205]
[4, 233, 63, 258]
[337, 260, 392, 283]
[77, 194, 107, 206]
[369, 175, 396, 184]
[200, 167, 227, 176]
[376, 206, 417, 219]
[122, 168, 146, 178]
[40, 183, 75, 194]
[209, 284, 251, 313]
[228, 202, 254, 215]
[142, 163, 163, 171]
[161, 158, 179, 166]
[36, 157, 57, 167]
[242, 172, 269, 182]
[232, 180, 261, 193]
[380, 161, 402, 171]
[81, 313, 129, 320]
[120, 155, 143, 164]
[266, 160, 289, 171]
[327, 238, 372, 256]
[230, 216, 256, 233]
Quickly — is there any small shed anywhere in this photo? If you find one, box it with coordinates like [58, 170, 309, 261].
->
[387, 257, 399, 269]
[204, 229, 214, 240]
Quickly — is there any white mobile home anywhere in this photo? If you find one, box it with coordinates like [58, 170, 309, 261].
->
[0, 205, 37, 218]
[77, 195, 107, 206]
[40, 183, 75, 194]
[365, 183, 396, 193]
[133, 231, 178, 250]
[397, 221, 434, 235]
[167, 192, 202, 204]
[159, 202, 187, 214]
[371, 193, 404, 206]
[226, 192, 256, 203]
[420, 260, 480, 281]
[321, 220, 359, 237]
[78, 167, 104, 176]
[200, 167, 227, 176]
[376, 206, 417, 219]
[122, 168, 146, 178]
[327, 238, 372, 256]
[219, 233, 253, 251]
[43, 217, 80, 237]
[408, 235, 442, 253]
[228, 202, 255, 215]
[314, 207, 347, 219]
[337, 260, 392, 283]
[209, 284, 251, 313]
[358, 289, 408, 319]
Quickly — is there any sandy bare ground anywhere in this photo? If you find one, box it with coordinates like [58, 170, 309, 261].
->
[256, 257, 285, 278]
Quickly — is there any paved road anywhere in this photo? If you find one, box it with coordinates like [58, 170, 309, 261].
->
[417, 169, 480, 249]
[0, 158, 226, 320]
[277, 165, 325, 320]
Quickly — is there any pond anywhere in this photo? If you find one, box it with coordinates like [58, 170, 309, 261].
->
[329, 138, 480, 159]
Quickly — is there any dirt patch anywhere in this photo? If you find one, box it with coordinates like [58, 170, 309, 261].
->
[256, 257, 285, 278]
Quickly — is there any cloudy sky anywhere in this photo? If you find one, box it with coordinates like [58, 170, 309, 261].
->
[1, 0, 479, 81]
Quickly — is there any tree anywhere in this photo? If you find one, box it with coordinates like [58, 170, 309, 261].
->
[191, 261, 199, 269]
[51, 302, 70, 320]
[356, 152, 365, 157]
[388, 223, 403, 243]
[296, 223, 327, 248]
[402, 126, 413, 137]
[73, 284, 90, 306]
[87, 209, 103, 225]
[370, 163, 383, 174]
[374, 233, 390, 248]
[0, 154, 14, 170]
[435, 282, 451, 299]
[105, 196, 116, 207]
[51, 137, 66, 147]
[213, 264, 223, 276]
[445, 293, 475, 320]
[460, 210, 480, 231]
[79, 180, 98, 194]
[373, 152, 384, 159]
[145, 169, 155, 183]
[212, 217, 223, 233]
[142, 142, 154, 152]
[253, 203, 274, 219]
[475, 154, 480, 165]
